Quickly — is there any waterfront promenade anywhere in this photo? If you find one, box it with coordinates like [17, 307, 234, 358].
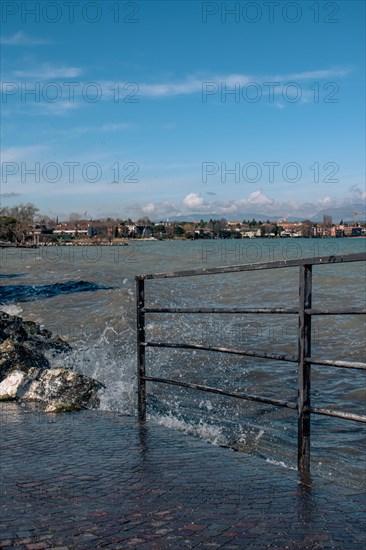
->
[1, 403, 365, 549]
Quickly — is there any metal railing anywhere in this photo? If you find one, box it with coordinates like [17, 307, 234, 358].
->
[136, 252, 366, 473]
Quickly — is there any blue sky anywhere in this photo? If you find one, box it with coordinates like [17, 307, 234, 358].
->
[1, 0, 365, 221]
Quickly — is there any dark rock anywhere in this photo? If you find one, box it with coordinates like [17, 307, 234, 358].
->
[0, 312, 104, 412]
[0, 366, 104, 411]
[0, 311, 72, 354]
[0, 339, 49, 381]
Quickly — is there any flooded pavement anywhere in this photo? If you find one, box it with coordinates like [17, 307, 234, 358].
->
[0, 403, 365, 549]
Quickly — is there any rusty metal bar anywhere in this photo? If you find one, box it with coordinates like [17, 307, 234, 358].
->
[143, 307, 298, 314]
[135, 253, 366, 474]
[136, 252, 365, 280]
[306, 308, 366, 315]
[143, 341, 298, 363]
[144, 342, 366, 370]
[306, 358, 366, 370]
[144, 376, 298, 410]
[136, 278, 146, 421]
[309, 406, 366, 423]
[298, 264, 312, 474]
[143, 306, 365, 315]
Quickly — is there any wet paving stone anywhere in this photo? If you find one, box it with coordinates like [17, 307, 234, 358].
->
[0, 403, 365, 549]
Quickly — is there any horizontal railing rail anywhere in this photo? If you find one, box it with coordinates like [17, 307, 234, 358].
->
[142, 307, 299, 314]
[143, 341, 299, 362]
[136, 252, 366, 473]
[142, 307, 366, 315]
[136, 252, 364, 280]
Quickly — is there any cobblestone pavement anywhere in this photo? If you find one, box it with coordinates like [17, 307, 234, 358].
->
[0, 403, 365, 549]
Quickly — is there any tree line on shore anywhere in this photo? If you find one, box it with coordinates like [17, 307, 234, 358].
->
[0, 203, 364, 244]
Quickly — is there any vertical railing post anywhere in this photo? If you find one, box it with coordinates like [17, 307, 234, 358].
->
[136, 277, 146, 421]
[298, 264, 312, 473]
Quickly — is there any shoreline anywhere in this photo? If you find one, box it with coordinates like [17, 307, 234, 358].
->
[1, 235, 366, 249]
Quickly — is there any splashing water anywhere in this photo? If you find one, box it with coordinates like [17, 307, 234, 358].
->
[1, 240, 365, 489]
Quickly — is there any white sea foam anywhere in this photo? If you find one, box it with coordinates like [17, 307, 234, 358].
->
[0, 304, 23, 316]
[266, 458, 296, 470]
[151, 412, 224, 446]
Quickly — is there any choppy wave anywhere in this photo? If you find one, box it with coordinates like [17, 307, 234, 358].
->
[0, 274, 28, 279]
[1, 240, 365, 489]
[0, 280, 114, 303]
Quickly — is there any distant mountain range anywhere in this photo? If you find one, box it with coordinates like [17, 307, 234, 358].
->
[309, 203, 366, 223]
[167, 212, 282, 223]
[160, 203, 366, 224]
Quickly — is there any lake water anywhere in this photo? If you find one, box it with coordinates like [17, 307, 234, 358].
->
[1, 238, 365, 488]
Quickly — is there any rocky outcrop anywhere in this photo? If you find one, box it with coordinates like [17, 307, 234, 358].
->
[0, 311, 71, 354]
[0, 312, 104, 412]
[0, 338, 49, 378]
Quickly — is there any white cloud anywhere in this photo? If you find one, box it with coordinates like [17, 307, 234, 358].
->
[134, 189, 366, 221]
[0, 31, 51, 46]
[280, 68, 352, 80]
[60, 122, 134, 135]
[317, 196, 332, 205]
[5, 186, 362, 221]
[213, 191, 274, 214]
[350, 184, 366, 201]
[139, 78, 204, 97]
[137, 73, 250, 97]
[91, 69, 351, 102]
[124, 68, 351, 99]
[214, 201, 239, 214]
[247, 190, 274, 205]
[183, 192, 207, 210]
[100, 122, 134, 132]
[33, 101, 81, 116]
[142, 203, 156, 214]
[0, 102, 79, 119]
[0, 145, 48, 163]
[14, 64, 83, 79]
[0, 192, 21, 198]
[132, 190, 363, 221]
[1, 68, 350, 121]
[141, 201, 180, 218]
